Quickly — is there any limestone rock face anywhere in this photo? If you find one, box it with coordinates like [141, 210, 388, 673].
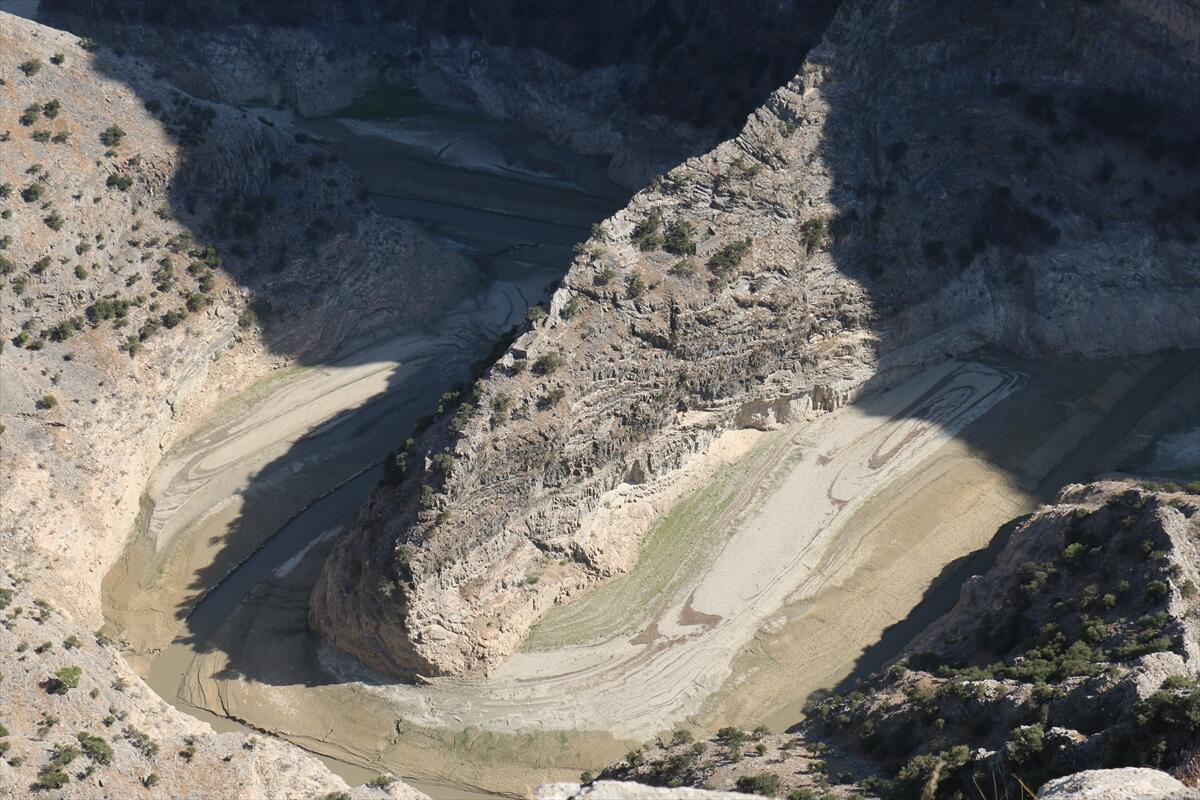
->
[309, 0, 1200, 680]
[1036, 768, 1200, 800]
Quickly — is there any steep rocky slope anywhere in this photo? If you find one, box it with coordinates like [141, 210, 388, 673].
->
[309, 0, 1200, 680]
[0, 13, 471, 797]
[37, 0, 841, 186]
[600, 481, 1200, 798]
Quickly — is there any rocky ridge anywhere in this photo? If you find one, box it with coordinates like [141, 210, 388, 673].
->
[38, 0, 842, 187]
[310, 0, 1200, 680]
[0, 13, 472, 797]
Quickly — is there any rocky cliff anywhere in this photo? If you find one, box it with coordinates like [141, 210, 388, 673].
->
[0, 13, 471, 797]
[37, 0, 841, 186]
[309, 0, 1200, 680]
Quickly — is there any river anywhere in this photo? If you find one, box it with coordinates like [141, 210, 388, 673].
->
[102, 91, 629, 798]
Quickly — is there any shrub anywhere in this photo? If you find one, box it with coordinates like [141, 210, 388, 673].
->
[86, 297, 130, 324]
[31, 130, 50, 143]
[143, 773, 160, 788]
[123, 725, 159, 758]
[21, 183, 44, 202]
[595, 266, 616, 285]
[44, 211, 65, 231]
[19, 59, 42, 77]
[1005, 723, 1045, 765]
[74, 264, 88, 279]
[19, 104, 41, 126]
[735, 774, 781, 795]
[237, 308, 258, 329]
[106, 173, 133, 191]
[366, 774, 396, 789]
[185, 292, 207, 312]
[79, 38, 99, 52]
[417, 485, 435, 510]
[51, 131, 69, 144]
[161, 309, 186, 329]
[707, 238, 752, 275]
[32, 769, 69, 790]
[45, 665, 82, 694]
[716, 727, 747, 746]
[99, 125, 126, 147]
[540, 387, 566, 409]
[663, 219, 697, 255]
[631, 209, 664, 251]
[42, 99, 60, 119]
[800, 217, 827, 254]
[0, 182, 9, 199]
[36, 394, 58, 410]
[50, 53, 65, 65]
[626, 273, 646, 298]
[525, 304, 546, 322]
[533, 352, 564, 375]
[0, 255, 13, 275]
[77, 732, 114, 764]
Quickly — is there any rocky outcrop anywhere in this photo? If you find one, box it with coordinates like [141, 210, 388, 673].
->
[38, 0, 841, 186]
[802, 482, 1200, 797]
[309, 0, 1200, 681]
[0, 13, 466, 797]
[536, 781, 760, 800]
[1037, 768, 1200, 800]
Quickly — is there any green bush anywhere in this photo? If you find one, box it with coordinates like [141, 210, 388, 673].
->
[1005, 723, 1045, 765]
[79, 38, 99, 52]
[663, 219, 697, 255]
[801, 217, 828, 254]
[626, 273, 646, 298]
[735, 774, 781, 795]
[50, 53, 65, 65]
[74, 264, 88, 279]
[51, 131, 69, 144]
[36, 394, 58, 411]
[77, 732, 114, 765]
[595, 266, 616, 286]
[106, 173, 133, 191]
[42, 99, 61, 119]
[21, 183, 44, 202]
[631, 209, 664, 251]
[19, 59, 43, 76]
[534, 352, 564, 375]
[99, 125, 126, 147]
[44, 211, 65, 231]
[44, 665, 82, 694]
[32, 769, 69, 790]
[31, 129, 50, 143]
[707, 238, 752, 275]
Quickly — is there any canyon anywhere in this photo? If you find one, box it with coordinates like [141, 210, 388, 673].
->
[2, 1, 1199, 799]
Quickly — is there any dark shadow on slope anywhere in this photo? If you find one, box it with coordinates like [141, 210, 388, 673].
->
[39, 0, 844, 172]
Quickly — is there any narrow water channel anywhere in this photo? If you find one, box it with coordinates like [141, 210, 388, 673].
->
[117, 91, 630, 796]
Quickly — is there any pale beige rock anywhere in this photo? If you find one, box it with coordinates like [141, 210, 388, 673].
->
[1036, 768, 1200, 800]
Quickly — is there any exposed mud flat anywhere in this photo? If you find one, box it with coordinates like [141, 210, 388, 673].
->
[141, 352, 1199, 795]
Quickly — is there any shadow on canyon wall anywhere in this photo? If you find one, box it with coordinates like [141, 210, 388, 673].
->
[44, 0, 1200, 712]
